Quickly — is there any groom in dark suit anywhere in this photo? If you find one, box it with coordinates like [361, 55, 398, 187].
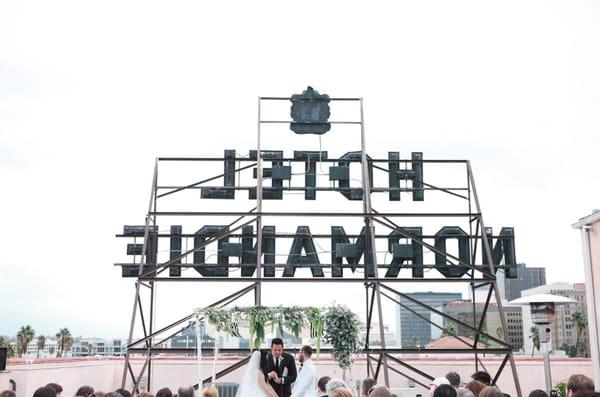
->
[264, 338, 297, 397]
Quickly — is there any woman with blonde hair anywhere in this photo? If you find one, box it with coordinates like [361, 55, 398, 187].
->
[330, 388, 354, 397]
[201, 385, 219, 397]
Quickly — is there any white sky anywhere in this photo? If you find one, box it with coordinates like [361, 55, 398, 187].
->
[1, 1, 599, 339]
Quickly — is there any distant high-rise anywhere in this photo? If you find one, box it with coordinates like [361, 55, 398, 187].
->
[504, 263, 546, 301]
[396, 292, 462, 347]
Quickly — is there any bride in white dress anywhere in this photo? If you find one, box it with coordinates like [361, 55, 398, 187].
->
[236, 350, 279, 397]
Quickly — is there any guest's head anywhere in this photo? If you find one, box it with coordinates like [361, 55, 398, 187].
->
[177, 386, 195, 397]
[115, 390, 131, 397]
[326, 379, 348, 395]
[568, 375, 595, 397]
[104, 392, 122, 397]
[471, 372, 492, 386]
[572, 392, 600, 397]
[45, 384, 63, 397]
[34, 387, 57, 397]
[331, 388, 354, 397]
[155, 389, 172, 397]
[446, 372, 461, 389]
[361, 378, 377, 397]
[201, 385, 218, 397]
[465, 381, 487, 397]
[76, 386, 95, 397]
[529, 390, 549, 397]
[0, 391, 16, 397]
[318, 376, 331, 394]
[370, 386, 393, 397]
[479, 387, 504, 397]
[434, 385, 458, 397]
[299, 345, 313, 363]
[271, 338, 284, 358]
[431, 377, 451, 397]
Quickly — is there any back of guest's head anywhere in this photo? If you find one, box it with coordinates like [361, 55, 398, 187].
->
[326, 379, 348, 394]
[104, 392, 122, 397]
[177, 386, 195, 397]
[34, 387, 57, 397]
[361, 378, 377, 396]
[435, 384, 458, 397]
[370, 386, 393, 397]
[300, 345, 313, 358]
[318, 376, 331, 393]
[572, 392, 600, 397]
[471, 372, 492, 386]
[201, 385, 218, 397]
[568, 375, 595, 395]
[76, 386, 95, 397]
[0, 391, 16, 397]
[465, 381, 487, 397]
[446, 372, 461, 388]
[529, 390, 548, 397]
[155, 389, 172, 397]
[331, 388, 354, 397]
[115, 390, 131, 397]
[45, 384, 63, 396]
[479, 387, 504, 397]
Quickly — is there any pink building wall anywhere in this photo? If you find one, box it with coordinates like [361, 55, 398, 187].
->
[1, 356, 593, 397]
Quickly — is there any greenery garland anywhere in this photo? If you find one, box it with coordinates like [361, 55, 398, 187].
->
[196, 304, 361, 370]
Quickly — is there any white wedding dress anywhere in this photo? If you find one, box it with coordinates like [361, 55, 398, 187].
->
[236, 351, 270, 397]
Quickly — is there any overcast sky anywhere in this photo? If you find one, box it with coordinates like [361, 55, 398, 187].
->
[1, 1, 599, 339]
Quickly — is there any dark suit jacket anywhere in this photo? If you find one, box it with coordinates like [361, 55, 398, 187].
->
[263, 352, 297, 397]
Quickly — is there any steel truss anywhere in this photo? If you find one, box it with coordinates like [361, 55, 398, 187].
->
[117, 96, 522, 397]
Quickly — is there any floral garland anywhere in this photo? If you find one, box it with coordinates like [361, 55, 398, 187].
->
[195, 305, 361, 370]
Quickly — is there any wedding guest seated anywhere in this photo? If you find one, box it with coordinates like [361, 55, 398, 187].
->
[568, 375, 595, 397]
[464, 381, 487, 397]
[34, 387, 57, 397]
[361, 378, 377, 397]
[317, 376, 330, 397]
[0, 390, 16, 397]
[45, 384, 63, 397]
[155, 389, 172, 397]
[446, 372, 461, 389]
[330, 388, 353, 397]
[370, 386, 393, 397]
[177, 386, 194, 397]
[200, 386, 218, 397]
[471, 372, 492, 386]
[480, 387, 504, 397]
[326, 379, 348, 395]
[434, 384, 458, 397]
[76, 386, 94, 397]
[431, 377, 451, 397]
[115, 390, 130, 397]
[529, 390, 548, 397]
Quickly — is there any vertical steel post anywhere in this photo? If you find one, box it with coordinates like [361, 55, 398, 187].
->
[467, 161, 522, 397]
[359, 98, 390, 387]
[121, 159, 159, 390]
[255, 97, 263, 306]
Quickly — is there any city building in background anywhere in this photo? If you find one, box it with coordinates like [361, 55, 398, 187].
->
[504, 263, 547, 301]
[71, 338, 127, 357]
[439, 301, 524, 351]
[521, 282, 589, 356]
[396, 292, 462, 347]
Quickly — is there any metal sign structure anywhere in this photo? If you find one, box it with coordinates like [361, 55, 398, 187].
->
[116, 90, 523, 396]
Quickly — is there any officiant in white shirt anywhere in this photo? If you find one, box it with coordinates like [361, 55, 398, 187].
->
[291, 345, 318, 397]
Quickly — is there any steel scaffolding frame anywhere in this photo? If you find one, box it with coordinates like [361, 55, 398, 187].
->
[117, 96, 522, 397]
